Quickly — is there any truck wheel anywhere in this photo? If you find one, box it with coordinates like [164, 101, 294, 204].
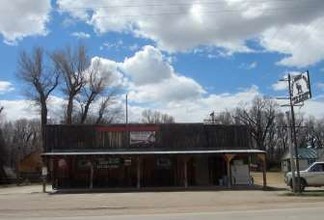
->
[289, 179, 306, 192]
[289, 180, 293, 191]
[300, 179, 306, 192]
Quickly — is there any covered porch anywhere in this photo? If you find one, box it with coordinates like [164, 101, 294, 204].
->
[43, 149, 267, 190]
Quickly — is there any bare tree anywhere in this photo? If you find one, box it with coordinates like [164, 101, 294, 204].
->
[274, 112, 289, 158]
[1, 119, 41, 170]
[0, 105, 3, 124]
[17, 47, 59, 133]
[215, 110, 235, 125]
[312, 119, 324, 148]
[234, 96, 277, 151]
[95, 95, 123, 124]
[52, 44, 88, 124]
[0, 120, 14, 167]
[141, 110, 174, 124]
[77, 58, 116, 124]
[302, 116, 324, 149]
[12, 119, 41, 157]
[52, 45, 121, 125]
[96, 97, 112, 124]
[0, 106, 6, 182]
[290, 112, 307, 148]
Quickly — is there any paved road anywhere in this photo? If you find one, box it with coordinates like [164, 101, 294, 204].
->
[1, 185, 324, 219]
[17, 206, 324, 220]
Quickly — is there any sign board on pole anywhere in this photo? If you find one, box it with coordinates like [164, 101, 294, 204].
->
[291, 71, 312, 105]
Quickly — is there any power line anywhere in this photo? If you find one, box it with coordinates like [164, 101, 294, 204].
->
[55, 0, 313, 11]
[8, 0, 320, 22]
[56, 5, 321, 19]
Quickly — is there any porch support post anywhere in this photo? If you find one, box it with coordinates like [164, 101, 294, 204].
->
[41, 156, 47, 193]
[224, 154, 236, 188]
[257, 154, 267, 189]
[89, 159, 94, 189]
[137, 156, 141, 189]
[183, 157, 188, 188]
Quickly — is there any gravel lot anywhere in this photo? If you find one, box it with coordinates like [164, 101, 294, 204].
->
[0, 172, 323, 218]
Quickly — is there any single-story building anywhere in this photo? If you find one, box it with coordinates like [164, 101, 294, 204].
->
[42, 124, 267, 190]
[18, 151, 43, 182]
[281, 148, 324, 172]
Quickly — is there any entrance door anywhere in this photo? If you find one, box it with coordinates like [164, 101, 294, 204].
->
[55, 158, 70, 188]
[208, 156, 226, 185]
[195, 156, 209, 186]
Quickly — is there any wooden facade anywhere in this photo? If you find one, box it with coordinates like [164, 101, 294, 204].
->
[45, 124, 251, 151]
[43, 124, 267, 190]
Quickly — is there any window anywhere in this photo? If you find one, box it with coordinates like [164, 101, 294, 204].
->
[310, 164, 324, 172]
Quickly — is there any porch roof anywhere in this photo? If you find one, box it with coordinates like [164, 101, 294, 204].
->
[42, 149, 265, 156]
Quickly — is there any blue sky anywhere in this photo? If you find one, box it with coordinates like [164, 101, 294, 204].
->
[0, 0, 324, 122]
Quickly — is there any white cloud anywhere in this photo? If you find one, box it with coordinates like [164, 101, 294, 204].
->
[2, 45, 324, 123]
[240, 61, 258, 70]
[0, 99, 38, 121]
[0, 0, 51, 44]
[71, 32, 91, 39]
[58, 0, 324, 66]
[128, 74, 205, 104]
[0, 95, 67, 122]
[3, 91, 323, 123]
[122, 46, 173, 86]
[90, 57, 127, 88]
[249, 62, 257, 69]
[317, 83, 324, 91]
[129, 44, 139, 51]
[296, 97, 324, 119]
[127, 85, 261, 123]
[119, 45, 205, 103]
[272, 81, 288, 91]
[260, 17, 324, 67]
[0, 96, 65, 122]
[0, 81, 14, 94]
[271, 71, 307, 91]
[100, 40, 124, 51]
[104, 45, 259, 122]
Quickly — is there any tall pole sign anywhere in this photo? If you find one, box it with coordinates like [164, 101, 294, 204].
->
[288, 71, 312, 193]
[291, 71, 312, 105]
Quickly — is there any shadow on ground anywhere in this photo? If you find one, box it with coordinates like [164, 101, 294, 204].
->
[48, 184, 288, 195]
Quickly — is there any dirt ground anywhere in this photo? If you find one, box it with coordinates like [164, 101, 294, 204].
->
[251, 171, 286, 188]
[0, 172, 323, 218]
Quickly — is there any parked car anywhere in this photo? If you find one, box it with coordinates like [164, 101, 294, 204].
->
[284, 161, 324, 191]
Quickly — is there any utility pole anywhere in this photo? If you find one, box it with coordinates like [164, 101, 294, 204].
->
[288, 74, 301, 193]
[286, 112, 296, 192]
[279, 71, 312, 193]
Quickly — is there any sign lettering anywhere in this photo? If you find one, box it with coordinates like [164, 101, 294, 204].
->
[291, 72, 311, 105]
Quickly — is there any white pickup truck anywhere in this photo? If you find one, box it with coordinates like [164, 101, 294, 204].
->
[284, 161, 324, 191]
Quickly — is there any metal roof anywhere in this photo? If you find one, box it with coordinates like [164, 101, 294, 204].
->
[282, 148, 320, 160]
[42, 149, 266, 156]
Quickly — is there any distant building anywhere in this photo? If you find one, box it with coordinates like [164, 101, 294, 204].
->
[42, 124, 267, 190]
[18, 151, 43, 182]
[281, 148, 324, 172]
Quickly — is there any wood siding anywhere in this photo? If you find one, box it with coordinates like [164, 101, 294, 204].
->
[44, 124, 252, 152]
